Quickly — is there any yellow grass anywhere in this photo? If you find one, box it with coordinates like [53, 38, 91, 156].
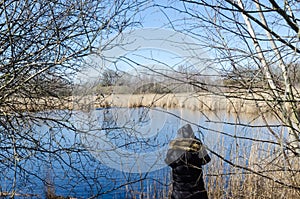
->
[123, 141, 300, 199]
[205, 145, 300, 199]
[89, 93, 269, 114]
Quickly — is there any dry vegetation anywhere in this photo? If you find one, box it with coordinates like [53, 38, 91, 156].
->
[206, 143, 300, 199]
[120, 141, 300, 199]
[91, 93, 276, 114]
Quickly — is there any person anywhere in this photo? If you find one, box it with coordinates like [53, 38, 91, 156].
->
[165, 124, 211, 199]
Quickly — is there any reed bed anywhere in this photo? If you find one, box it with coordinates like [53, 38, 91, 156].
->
[114, 122, 300, 199]
[205, 142, 300, 199]
[91, 93, 269, 114]
[95, 134, 299, 199]
[125, 148, 300, 199]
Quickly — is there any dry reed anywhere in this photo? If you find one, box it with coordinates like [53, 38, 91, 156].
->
[92, 93, 269, 114]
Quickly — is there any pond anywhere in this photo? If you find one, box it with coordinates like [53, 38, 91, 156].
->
[0, 107, 283, 198]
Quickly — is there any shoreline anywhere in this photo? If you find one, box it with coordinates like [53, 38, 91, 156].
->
[6, 93, 285, 114]
[87, 93, 270, 114]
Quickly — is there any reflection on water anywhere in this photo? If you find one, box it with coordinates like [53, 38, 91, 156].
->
[0, 108, 283, 198]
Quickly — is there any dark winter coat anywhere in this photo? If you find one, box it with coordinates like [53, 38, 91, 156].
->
[165, 137, 211, 199]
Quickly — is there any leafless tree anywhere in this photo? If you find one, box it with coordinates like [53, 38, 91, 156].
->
[93, 0, 300, 198]
[0, 0, 146, 198]
[148, 0, 300, 197]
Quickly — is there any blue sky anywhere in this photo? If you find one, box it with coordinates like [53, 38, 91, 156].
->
[79, 0, 300, 84]
[98, 0, 213, 74]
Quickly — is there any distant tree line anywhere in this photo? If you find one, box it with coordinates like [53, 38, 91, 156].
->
[96, 68, 216, 94]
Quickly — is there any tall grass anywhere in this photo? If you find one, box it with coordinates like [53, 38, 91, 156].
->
[94, 93, 269, 114]
[128, 143, 300, 199]
[205, 140, 300, 198]
[124, 126, 300, 199]
[39, 145, 300, 198]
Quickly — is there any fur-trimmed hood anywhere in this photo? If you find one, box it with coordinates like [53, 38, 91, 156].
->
[169, 138, 202, 152]
[165, 137, 210, 166]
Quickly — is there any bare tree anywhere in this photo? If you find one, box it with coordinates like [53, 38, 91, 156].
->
[0, 0, 146, 198]
[148, 0, 300, 197]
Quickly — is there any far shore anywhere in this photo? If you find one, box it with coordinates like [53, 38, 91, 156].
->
[9, 92, 293, 115]
[71, 93, 275, 114]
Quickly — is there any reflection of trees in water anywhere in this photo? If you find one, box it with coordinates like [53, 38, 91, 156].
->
[103, 108, 117, 128]
[101, 108, 164, 152]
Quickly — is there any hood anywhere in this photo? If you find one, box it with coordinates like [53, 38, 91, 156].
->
[176, 124, 195, 138]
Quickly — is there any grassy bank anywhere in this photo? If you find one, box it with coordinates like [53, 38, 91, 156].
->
[102, 138, 300, 199]
[123, 141, 300, 199]
[89, 93, 270, 114]
[205, 142, 300, 198]
[9, 92, 287, 114]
